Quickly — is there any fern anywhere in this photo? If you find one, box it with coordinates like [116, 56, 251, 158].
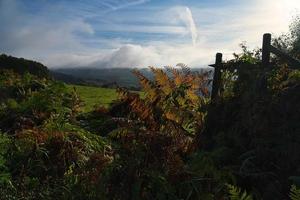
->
[227, 184, 253, 200]
[118, 66, 210, 135]
[290, 185, 300, 200]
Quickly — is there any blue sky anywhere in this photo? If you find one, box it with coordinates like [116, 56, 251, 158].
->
[0, 0, 299, 68]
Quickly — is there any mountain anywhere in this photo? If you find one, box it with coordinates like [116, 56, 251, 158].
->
[0, 53, 213, 89]
[53, 67, 213, 89]
[0, 54, 88, 85]
[53, 68, 144, 89]
[50, 71, 87, 85]
[0, 54, 49, 78]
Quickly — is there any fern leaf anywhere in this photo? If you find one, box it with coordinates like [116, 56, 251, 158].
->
[290, 185, 300, 200]
[132, 69, 153, 92]
[150, 67, 173, 95]
[227, 184, 253, 200]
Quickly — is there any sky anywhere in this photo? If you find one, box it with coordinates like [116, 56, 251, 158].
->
[0, 0, 299, 68]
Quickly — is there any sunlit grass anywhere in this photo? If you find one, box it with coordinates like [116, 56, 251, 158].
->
[67, 84, 144, 112]
[67, 84, 118, 112]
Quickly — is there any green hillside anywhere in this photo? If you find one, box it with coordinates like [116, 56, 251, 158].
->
[66, 84, 118, 112]
[0, 54, 49, 78]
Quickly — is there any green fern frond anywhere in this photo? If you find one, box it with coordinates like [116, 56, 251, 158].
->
[290, 185, 300, 200]
[227, 184, 253, 200]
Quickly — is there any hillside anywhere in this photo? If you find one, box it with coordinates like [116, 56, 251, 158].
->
[54, 67, 149, 89]
[0, 53, 213, 89]
[50, 71, 87, 85]
[53, 67, 212, 89]
[66, 84, 118, 112]
[0, 54, 101, 86]
[0, 54, 49, 78]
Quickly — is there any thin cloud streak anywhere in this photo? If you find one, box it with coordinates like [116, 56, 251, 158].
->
[184, 7, 198, 46]
[108, 0, 151, 11]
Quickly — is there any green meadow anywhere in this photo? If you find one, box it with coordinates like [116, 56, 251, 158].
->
[67, 84, 144, 112]
[67, 84, 118, 112]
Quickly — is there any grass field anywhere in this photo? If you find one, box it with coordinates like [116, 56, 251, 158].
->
[67, 84, 118, 112]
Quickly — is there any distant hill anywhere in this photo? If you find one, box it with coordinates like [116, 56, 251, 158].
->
[50, 71, 87, 85]
[0, 54, 49, 78]
[53, 67, 213, 89]
[0, 53, 213, 89]
[0, 54, 89, 85]
[53, 68, 144, 89]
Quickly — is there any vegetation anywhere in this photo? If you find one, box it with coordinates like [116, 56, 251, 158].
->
[0, 17, 299, 200]
[0, 54, 49, 78]
[66, 84, 118, 112]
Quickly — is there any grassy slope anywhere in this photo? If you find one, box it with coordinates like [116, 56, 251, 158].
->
[67, 84, 118, 112]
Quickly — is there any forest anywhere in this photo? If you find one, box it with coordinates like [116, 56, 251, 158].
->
[0, 16, 300, 200]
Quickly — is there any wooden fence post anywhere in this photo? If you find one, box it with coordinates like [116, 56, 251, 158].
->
[262, 33, 271, 68]
[211, 53, 222, 101]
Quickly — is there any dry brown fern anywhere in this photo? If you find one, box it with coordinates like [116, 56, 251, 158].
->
[117, 65, 210, 143]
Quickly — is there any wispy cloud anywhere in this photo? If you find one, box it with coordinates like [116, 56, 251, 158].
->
[105, 0, 150, 11]
[184, 7, 198, 46]
[0, 0, 94, 58]
[171, 6, 198, 46]
[73, 0, 151, 16]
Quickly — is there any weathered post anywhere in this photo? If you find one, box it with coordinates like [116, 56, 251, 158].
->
[262, 33, 271, 68]
[211, 53, 222, 101]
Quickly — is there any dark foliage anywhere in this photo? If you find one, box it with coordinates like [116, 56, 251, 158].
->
[0, 54, 49, 78]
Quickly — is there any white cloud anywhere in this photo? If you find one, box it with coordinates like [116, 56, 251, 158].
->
[106, 0, 151, 11]
[171, 6, 198, 46]
[0, 0, 94, 59]
[184, 7, 198, 46]
[49, 42, 219, 69]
